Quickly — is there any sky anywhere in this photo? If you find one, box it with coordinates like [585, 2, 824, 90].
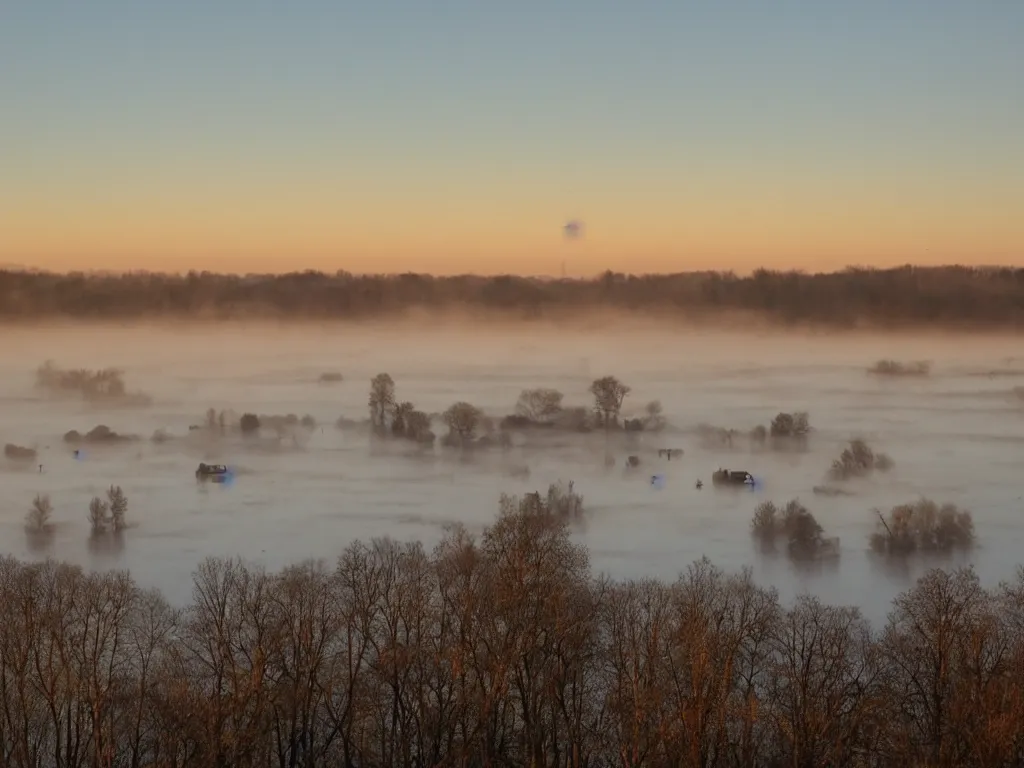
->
[1, 1, 1022, 276]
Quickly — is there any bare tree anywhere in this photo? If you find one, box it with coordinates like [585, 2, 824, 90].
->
[369, 373, 396, 432]
[642, 399, 666, 431]
[767, 596, 880, 766]
[11, 266, 1024, 329]
[442, 402, 483, 442]
[391, 400, 415, 437]
[108, 485, 128, 532]
[240, 412, 260, 434]
[828, 438, 894, 481]
[877, 567, 1008, 765]
[588, 376, 630, 429]
[770, 411, 810, 447]
[514, 388, 564, 424]
[25, 493, 53, 533]
[89, 496, 111, 534]
[3, 489, 1024, 765]
[404, 409, 434, 444]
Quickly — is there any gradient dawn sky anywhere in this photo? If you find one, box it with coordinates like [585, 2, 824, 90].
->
[1, 1, 1022, 276]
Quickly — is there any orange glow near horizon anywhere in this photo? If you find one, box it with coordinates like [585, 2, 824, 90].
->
[5, 174, 1022, 276]
[5, 231, 1020, 278]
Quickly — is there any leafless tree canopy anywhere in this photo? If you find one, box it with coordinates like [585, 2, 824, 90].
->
[514, 387, 565, 424]
[0, 495, 1021, 766]
[5, 265, 1024, 328]
[5, 443, 37, 461]
[698, 413, 809, 452]
[368, 372, 396, 432]
[828, 438, 895, 481]
[868, 359, 932, 377]
[34, 361, 152, 405]
[589, 375, 631, 428]
[750, 498, 836, 561]
[25, 493, 53, 533]
[870, 498, 975, 556]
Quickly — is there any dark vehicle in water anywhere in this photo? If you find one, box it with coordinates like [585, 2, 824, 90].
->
[196, 462, 230, 482]
[712, 468, 755, 487]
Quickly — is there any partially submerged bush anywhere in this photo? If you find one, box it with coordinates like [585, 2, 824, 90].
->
[828, 439, 894, 481]
[202, 408, 231, 432]
[868, 359, 931, 377]
[750, 424, 767, 446]
[25, 493, 54, 533]
[553, 406, 594, 432]
[769, 411, 810, 448]
[697, 423, 742, 450]
[88, 485, 129, 535]
[35, 360, 151, 404]
[88, 496, 110, 534]
[870, 498, 974, 556]
[589, 375, 631, 429]
[63, 425, 137, 445]
[513, 388, 564, 426]
[25, 493, 55, 551]
[392, 402, 435, 445]
[622, 401, 667, 433]
[441, 401, 485, 447]
[258, 413, 317, 436]
[751, 498, 837, 561]
[698, 415, 807, 452]
[812, 484, 856, 497]
[518, 481, 584, 521]
[641, 400, 666, 432]
[4, 443, 36, 461]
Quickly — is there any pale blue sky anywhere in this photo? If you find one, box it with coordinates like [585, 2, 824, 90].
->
[2, 1, 1022, 274]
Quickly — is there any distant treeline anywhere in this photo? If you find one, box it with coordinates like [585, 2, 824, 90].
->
[3, 265, 1024, 327]
[3, 493, 1023, 767]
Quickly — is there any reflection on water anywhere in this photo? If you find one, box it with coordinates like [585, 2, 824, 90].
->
[0, 323, 1022, 626]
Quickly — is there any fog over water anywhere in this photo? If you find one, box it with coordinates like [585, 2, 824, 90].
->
[1, 322, 1022, 626]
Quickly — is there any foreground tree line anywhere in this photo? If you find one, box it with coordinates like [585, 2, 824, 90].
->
[3, 265, 1024, 327]
[2, 493, 1023, 767]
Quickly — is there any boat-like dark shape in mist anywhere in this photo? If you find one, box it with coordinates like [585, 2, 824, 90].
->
[195, 462, 230, 482]
[712, 468, 755, 488]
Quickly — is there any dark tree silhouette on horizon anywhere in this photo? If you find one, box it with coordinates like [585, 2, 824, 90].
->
[3, 265, 1024, 329]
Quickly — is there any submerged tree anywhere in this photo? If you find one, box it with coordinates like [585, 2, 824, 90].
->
[368, 372, 396, 432]
[828, 438, 894, 481]
[514, 387, 565, 425]
[442, 401, 483, 443]
[642, 399, 666, 431]
[240, 412, 260, 434]
[405, 409, 435, 444]
[108, 485, 128, 531]
[391, 400, 415, 437]
[870, 498, 974, 557]
[88, 496, 111, 533]
[770, 411, 810, 442]
[868, 359, 931, 377]
[25, 493, 54, 532]
[589, 375, 631, 429]
[751, 498, 835, 561]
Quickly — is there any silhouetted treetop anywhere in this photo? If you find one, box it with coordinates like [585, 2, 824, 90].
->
[4, 265, 1024, 327]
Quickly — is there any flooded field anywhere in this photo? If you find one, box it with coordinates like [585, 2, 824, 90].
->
[1, 321, 1022, 625]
